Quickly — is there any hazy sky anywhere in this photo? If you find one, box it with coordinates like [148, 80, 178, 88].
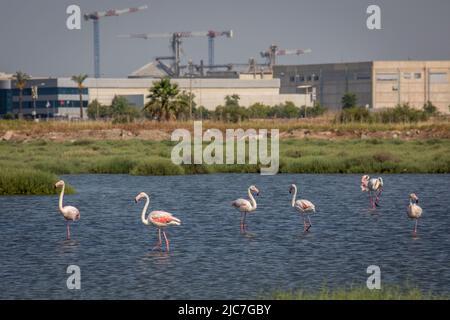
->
[1, 0, 449, 77]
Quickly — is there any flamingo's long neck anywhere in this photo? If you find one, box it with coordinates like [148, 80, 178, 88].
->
[141, 195, 150, 225]
[58, 184, 65, 212]
[248, 188, 257, 210]
[291, 185, 297, 207]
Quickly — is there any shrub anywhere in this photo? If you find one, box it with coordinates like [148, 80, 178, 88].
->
[0, 169, 75, 195]
[300, 103, 326, 118]
[269, 101, 301, 119]
[342, 93, 358, 109]
[130, 158, 184, 176]
[87, 99, 111, 120]
[423, 101, 438, 115]
[376, 103, 429, 123]
[89, 157, 137, 174]
[336, 107, 371, 123]
[2, 113, 15, 120]
[247, 103, 272, 119]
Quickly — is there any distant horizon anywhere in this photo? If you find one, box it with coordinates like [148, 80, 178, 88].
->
[1, 0, 450, 77]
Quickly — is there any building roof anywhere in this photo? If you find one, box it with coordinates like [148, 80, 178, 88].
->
[0, 72, 13, 80]
[128, 61, 171, 78]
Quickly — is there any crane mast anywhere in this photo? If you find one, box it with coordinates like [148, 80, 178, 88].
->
[84, 5, 148, 78]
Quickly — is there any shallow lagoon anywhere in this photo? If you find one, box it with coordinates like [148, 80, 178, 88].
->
[0, 174, 449, 299]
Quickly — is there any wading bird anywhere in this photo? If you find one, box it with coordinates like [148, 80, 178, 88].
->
[54, 180, 80, 240]
[289, 184, 316, 232]
[361, 175, 384, 209]
[407, 193, 423, 236]
[135, 192, 181, 252]
[232, 185, 260, 232]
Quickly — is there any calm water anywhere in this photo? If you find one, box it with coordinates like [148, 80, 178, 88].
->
[0, 174, 449, 299]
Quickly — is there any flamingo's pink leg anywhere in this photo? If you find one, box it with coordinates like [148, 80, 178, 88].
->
[163, 231, 170, 252]
[306, 215, 312, 232]
[67, 222, 70, 240]
[241, 212, 247, 232]
[152, 229, 162, 251]
[370, 192, 376, 209]
[374, 189, 382, 207]
[302, 215, 308, 232]
[414, 220, 418, 235]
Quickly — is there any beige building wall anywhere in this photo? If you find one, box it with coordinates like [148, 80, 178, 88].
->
[373, 61, 450, 113]
[81, 78, 310, 110]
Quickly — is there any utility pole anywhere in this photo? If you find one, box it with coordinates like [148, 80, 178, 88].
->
[31, 86, 38, 121]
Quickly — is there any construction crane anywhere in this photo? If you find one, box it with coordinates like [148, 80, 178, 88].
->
[261, 45, 312, 70]
[119, 30, 233, 76]
[84, 5, 148, 78]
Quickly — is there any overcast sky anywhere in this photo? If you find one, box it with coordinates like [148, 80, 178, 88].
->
[1, 0, 449, 77]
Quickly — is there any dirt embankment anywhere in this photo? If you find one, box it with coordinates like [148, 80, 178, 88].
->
[1, 126, 449, 143]
[0, 129, 171, 142]
[280, 128, 450, 140]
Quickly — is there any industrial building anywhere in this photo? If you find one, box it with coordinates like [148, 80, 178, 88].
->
[0, 76, 311, 118]
[2, 60, 449, 118]
[274, 60, 450, 113]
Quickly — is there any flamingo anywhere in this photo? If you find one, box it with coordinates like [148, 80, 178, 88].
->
[361, 175, 384, 209]
[54, 180, 80, 240]
[289, 184, 316, 232]
[407, 193, 423, 236]
[231, 185, 260, 232]
[135, 192, 181, 252]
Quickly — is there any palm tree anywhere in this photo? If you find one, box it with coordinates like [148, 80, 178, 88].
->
[71, 74, 88, 119]
[144, 78, 179, 121]
[13, 71, 30, 119]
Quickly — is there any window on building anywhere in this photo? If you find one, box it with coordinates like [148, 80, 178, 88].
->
[376, 73, 398, 81]
[403, 72, 412, 79]
[356, 73, 371, 80]
[307, 75, 312, 81]
[414, 73, 422, 79]
[313, 74, 319, 81]
[290, 76, 295, 82]
[430, 72, 448, 83]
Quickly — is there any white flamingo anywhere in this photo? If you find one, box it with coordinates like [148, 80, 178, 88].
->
[231, 185, 260, 232]
[361, 175, 384, 208]
[407, 193, 423, 236]
[135, 192, 181, 252]
[289, 184, 316, 232]
[55, 180, 80, 239]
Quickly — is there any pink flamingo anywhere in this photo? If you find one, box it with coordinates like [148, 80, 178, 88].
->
[55, 180, 80, 239]
[361, 175, 384, 209]
[289, 184, 316, 232]
[135, 192, 181, 252]
[231, 185, 260, 232]
[407, 193, 423, 236]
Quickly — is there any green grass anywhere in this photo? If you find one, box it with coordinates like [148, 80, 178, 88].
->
[0, 168, 75, 195]
[0, 138, 449, 194]
[269, 285, 448, 300]
[0, 139, 449, 182]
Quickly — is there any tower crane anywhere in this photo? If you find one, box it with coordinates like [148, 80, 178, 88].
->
[119, 30, 233, 76]
[261, 45, 312, 70]
[84, 5, 148, 78]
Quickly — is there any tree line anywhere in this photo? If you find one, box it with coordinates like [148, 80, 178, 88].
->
[337, 92, 441, 123]
[87, 78, 326, 123]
